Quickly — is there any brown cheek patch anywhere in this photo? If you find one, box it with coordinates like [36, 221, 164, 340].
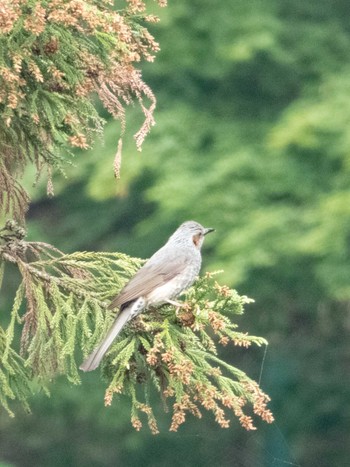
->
[192, 234, 201, 247]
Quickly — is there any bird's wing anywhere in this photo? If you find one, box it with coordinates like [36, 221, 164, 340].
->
[108, 256, 188, 310]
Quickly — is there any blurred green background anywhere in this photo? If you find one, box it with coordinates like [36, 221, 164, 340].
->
[1, 0, 350, 465]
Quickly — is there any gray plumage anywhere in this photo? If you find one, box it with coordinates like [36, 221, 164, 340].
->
[80, 221, 214, 372]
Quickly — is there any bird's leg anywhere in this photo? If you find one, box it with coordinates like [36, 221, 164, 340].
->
[129, 315, 148, 332]
[165, 299, 186, 315]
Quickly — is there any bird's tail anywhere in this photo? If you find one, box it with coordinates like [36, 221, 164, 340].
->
[79, 309, 130, 372]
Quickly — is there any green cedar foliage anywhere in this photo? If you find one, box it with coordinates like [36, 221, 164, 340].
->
[0, 0, 160, 221]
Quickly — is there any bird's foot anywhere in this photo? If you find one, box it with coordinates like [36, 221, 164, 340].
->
[129, 315, 148, 332]
[165, 299, 188, 315]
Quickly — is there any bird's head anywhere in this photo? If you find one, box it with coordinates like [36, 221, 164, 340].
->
[170, 220, 215, 249]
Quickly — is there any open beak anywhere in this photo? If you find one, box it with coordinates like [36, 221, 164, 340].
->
[204, 227, 215, 235]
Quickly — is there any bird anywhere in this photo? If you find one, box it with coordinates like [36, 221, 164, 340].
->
[79, 220, 214, 372]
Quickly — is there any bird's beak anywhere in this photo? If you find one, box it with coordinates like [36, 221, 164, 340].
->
[204, 227, 215, 236]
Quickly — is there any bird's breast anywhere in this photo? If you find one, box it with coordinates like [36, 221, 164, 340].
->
[146, 263, 199, 306]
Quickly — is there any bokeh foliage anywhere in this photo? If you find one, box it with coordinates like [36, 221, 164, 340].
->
[2, 0, 350, 466]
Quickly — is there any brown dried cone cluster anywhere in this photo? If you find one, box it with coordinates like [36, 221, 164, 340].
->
[102, 272, 274, 434]
[0, 0, 165, 220]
